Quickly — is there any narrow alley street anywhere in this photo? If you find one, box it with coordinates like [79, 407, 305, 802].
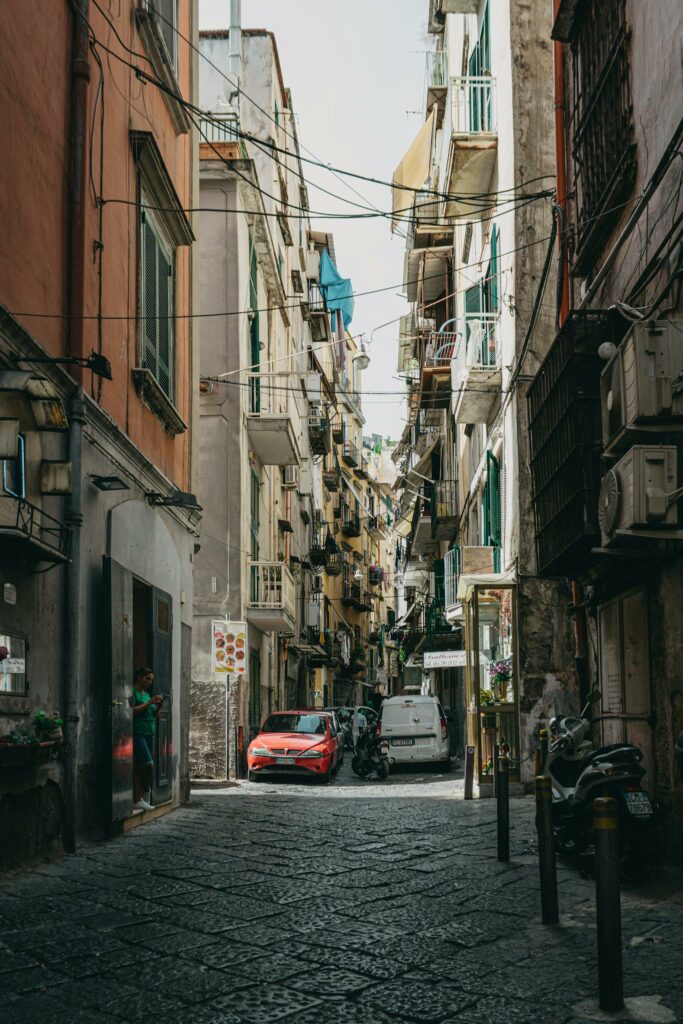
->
[1, 776, 682, 1024]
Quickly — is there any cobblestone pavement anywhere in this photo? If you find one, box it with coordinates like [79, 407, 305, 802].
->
[1, 759, 682, 1024]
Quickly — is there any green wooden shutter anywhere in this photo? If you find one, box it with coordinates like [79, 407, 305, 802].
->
[434, 558, 445, 606]
[465, 283, 482, 314]
[156, 243, 172, 399]
[468, 47, 480, 131]
[485, 451, 501, 571]
[142, 219, 158, 380]
[490, 225, 499, 312]
[142, 214, 174, 400]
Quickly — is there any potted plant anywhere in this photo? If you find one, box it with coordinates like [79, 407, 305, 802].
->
[34, 711, 64, 744]
[488, 658, 512, 703]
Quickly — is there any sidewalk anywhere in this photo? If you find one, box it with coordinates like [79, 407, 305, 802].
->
[0, 787, 681, 1024]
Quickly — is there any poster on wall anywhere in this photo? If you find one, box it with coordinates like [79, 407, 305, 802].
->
[212, 621, 248, 680]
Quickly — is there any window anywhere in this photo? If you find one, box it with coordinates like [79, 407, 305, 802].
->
[141, 203, 175, 401]
[0, 633, 26, 694]
[150, 0, 178, 72]
[2, 433, 25, 499]
[482, 451, 501, 571]
[568, 0, 635, 272]
[250, 471, 260, 563]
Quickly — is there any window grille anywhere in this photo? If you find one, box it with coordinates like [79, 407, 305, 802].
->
[568, 0, 635, 273]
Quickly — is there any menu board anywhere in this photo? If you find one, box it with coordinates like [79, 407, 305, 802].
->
[212, 621, 248, 679]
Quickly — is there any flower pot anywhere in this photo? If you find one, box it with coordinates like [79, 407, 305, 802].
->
[0, 741, 57, 769]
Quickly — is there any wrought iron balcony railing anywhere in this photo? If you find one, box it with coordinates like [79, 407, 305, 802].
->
[451, 75, 497, 134]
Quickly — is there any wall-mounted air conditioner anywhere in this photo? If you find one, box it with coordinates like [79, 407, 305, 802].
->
[303, 374, 322, 403]
[298, 463, 312, 496]
[307, 600, 321, 629]
[311, 575, 323, 595]
[601, 320, 683, 453]
[282, 464, 298, 490]
[598, 445, 682, 547]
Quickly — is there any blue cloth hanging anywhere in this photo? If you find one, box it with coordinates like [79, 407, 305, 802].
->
[318, 249, 355, 328]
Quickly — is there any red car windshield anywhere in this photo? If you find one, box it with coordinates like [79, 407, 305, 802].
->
[261, 714, 327, 735]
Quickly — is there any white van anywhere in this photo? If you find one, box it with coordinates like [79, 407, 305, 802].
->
[379, 695, 451, 768]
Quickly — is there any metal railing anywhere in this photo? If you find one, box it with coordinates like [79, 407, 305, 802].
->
[307, 281, 326, 312]
[199, 111, 246, 152]
[452, 76, 496, 134]
[248, 561, 296, 619]
[414, 190, 442, 224]
[247, 372, 291, 417]
[449, 314, 500, 379]
[431, 480, 458, 530]
[341, 502, 361, 536]
[427, 50, 448, 90]
[425, 331, 458, 367]
[444, 545, 461, 609]
[0, 496, 71, 561]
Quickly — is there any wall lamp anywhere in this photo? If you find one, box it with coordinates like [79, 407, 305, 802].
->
[146, 489, 202, 512]
[19, 351, 113, 381]
[91, 474, 129, 492]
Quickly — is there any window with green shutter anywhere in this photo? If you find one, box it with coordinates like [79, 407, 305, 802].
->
[483, 451, 501, 571]
[141, 204, 175, 401]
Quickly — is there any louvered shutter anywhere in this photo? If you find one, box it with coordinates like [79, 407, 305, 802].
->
[142, 211, 174, 401]
[157, 243, 172, 399]
[143, 219, 158, 380]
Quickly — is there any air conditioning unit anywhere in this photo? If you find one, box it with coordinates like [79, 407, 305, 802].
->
[601, 320, 683, 453]
[598, 445, 681, 547]
[282, 464, 298, 489]
[306, 600, 321, 629]
[311, 574, 323, 594]
[298, 463, 312, 496]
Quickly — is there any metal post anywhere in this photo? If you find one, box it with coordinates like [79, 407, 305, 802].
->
[535, 775, 559, 924]
[594, 797, 624, 1012]
[496, 756, 509, 862]
[464, 745, 475, 800]
[539, 728, 548, 770]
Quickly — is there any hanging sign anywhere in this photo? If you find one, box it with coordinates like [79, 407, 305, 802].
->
[212, 620, 248, 679]
[423, 650, 467, 669]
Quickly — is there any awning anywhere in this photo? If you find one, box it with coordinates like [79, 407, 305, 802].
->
[394, 600, 416, 628]
[392, 109, 435, 231]
[394, 436, 439, 492]
[456, 569, 517, 600]
[403, 563, 429, 589]
[404, 244, 453, 304]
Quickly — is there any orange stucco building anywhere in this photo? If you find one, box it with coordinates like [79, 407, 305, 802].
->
[0, 1, 199, 868]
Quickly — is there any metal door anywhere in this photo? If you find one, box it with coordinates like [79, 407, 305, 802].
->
[151, 587, 173, 804]
[104, 556, 134, 823]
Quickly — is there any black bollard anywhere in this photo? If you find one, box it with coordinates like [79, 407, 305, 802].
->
[594, 797, 624, 1012]
[535, 775, 559, 924]
[496, 756, 510, 862]
[464, 745, 475, 800]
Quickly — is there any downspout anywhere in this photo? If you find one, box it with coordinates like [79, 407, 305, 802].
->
[63, 0, 90, 853]
[553, 0, 588, 702]
[228, 0, 242, 87]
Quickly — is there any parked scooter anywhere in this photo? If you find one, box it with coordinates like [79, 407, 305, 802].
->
[544, 691, 656, 880]
[351, 723, 390, 780]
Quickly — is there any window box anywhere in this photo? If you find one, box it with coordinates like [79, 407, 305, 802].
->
[0, 740, 60, 770]
[132, 368, 187, 437]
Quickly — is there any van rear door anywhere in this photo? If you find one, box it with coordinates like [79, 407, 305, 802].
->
[381, 699, 439, 754]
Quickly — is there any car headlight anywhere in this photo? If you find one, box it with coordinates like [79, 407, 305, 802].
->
[250, 747, 271, 757]
[297, 749, 325, 758]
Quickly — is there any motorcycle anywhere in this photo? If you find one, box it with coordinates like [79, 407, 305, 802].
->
[351, 723, 390, 780]
[544, 691, 656, 880]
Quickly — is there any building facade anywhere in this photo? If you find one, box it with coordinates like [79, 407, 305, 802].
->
[0, 0, 199, 868]
[390, 0, 577, 793]
[528, 0, 683, 852]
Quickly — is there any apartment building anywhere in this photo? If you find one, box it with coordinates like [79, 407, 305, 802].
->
[528, 0, 683, 852]
[390, 0, 576, 793]
[0, 0, 199, 868]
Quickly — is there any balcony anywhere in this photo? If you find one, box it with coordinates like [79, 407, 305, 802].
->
[445, 77, 498, 219]
[368, 514, 386, 537]
[341, 442, 359, 468]
[368, 565, 384, 587]
[527, 311, 627, 577]
[0, 497, 70, 564]
[420, 332, 458, 412]
[358, 590, 374, 613]
[444, 544, 499, 618]
[247, 561, 296, 634]
[342, 579, 362, 608]
[308, 412, 330, 456]
[341, 502, 361, 538]
[355, 453, 369, 479]
[431, 479, 458, 540]
[198, 112, 246, 161]
[411, 483, 436, 557]
[322, 467, 340, 492]
[429, 1, 479, 35]
[246, 373, 300, 466]
[426, 51, 448, 119]
[451, 315, 502, 424]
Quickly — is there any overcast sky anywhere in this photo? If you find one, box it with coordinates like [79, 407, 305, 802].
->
[199, 0, 430, 440]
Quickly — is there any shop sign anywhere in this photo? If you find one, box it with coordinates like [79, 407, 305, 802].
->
[212, 620, 248, 679]
[423, 650, 467, 669]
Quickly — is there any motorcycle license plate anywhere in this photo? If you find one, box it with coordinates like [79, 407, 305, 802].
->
[623, 791, 653, 817]
[392, 738, 415, 746]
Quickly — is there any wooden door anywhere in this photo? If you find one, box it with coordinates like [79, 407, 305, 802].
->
[151, 587, 173, 804]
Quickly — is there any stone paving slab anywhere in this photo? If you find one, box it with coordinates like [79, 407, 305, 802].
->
[1, 764, 682, 1024]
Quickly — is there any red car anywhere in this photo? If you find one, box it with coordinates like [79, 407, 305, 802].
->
[247, 710, 341, 783]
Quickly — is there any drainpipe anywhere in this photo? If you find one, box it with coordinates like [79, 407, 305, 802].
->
[553, 1, 587, 703]
[228, 0, 242, 86]
[63, 0, 90, 853]
[63, 389, 85, 853]
[69, 0, 91, 367]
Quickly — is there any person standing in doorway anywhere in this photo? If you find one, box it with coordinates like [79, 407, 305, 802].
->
[133, 667, 163, 811]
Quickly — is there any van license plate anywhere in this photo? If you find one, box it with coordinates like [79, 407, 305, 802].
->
[392, 738, 415, 746]
[623, 791, 653, 817]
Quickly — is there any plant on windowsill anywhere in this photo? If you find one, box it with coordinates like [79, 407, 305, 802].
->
[488, 658, 512, 703]
[34, 711, 64, 744]
[0, 728, 60, 769]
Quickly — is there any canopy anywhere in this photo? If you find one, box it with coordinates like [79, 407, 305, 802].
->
[319, 249, 354, 328]
[456, 569, 517, 601]
[392, 109, 435, 230]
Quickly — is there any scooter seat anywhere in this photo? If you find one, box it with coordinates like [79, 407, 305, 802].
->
[580, 742, 642, 768]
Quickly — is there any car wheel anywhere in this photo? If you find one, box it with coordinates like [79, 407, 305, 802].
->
[319, 762, 333, 784]
[248, 771, 257, 783]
